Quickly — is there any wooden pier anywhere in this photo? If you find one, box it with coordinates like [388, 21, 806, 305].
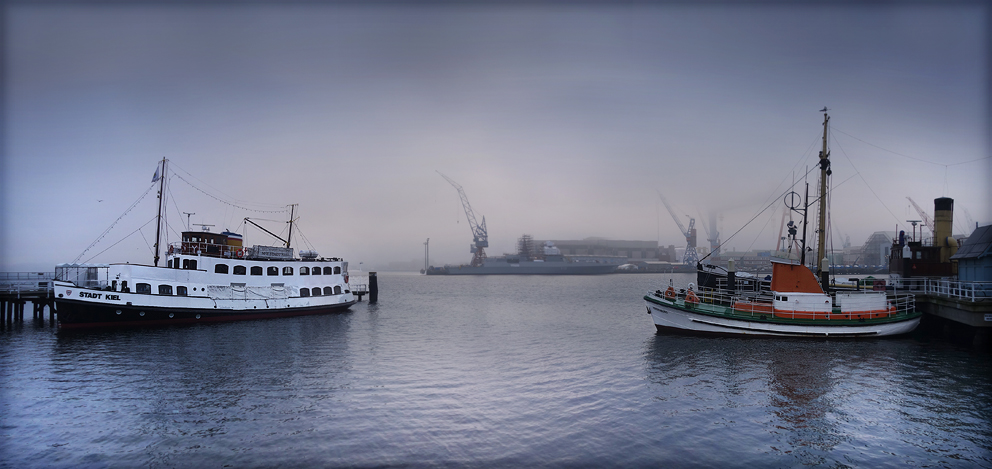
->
[0, 272, 57, 328]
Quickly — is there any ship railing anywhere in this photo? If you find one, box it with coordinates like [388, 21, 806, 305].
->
[54, 264, 109, 289]
[693, 288, 916, 320]
[0, 273, 55, 296]
[922, 279, 992, 302]
[714, 277, 766, 293]
[890, 277, 992, 302]
[169, 241, 246, 258]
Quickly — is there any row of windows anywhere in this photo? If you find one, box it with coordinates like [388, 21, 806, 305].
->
[133, 283, 343, 297]
[300, 286, 343, 297]
[212, 265, 343, 275]
[169, 259, 343, 277]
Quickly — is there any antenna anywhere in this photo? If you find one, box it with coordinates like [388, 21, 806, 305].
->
[907, 220, 922, 242]
[183, 212, 195, 230]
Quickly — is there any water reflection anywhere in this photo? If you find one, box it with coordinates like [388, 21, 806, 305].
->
[642, 334, 845, 464]
[50, 314, 354, 464]
[764, 341, 841, 464]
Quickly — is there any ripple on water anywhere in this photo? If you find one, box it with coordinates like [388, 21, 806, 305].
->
[1, 274, 991, 467]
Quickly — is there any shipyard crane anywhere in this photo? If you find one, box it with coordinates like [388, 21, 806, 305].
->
[438, 172, 489, 267]
[658, 191, 698, 266]
[906, 197, 935, 234]
[697, 210, 721, 258]
[960, 205, 976, 234]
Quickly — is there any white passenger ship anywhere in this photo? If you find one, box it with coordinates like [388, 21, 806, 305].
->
[53, 159, 356, 329]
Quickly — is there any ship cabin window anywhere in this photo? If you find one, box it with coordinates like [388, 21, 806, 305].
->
[250, 266, 263, 276]
[334, 266, 341, 274]
[311, 287, 322, 296]
[781, 296, 788, 302]
[112, 280, 118, 291]
[267, 266, 279, 276]
[121, 281, 129, 293]
[311, 267, 321, 276]
[215, 264, 229, 274]
[323, 286, 333, 295]
[182, 259, 198, 270]
[300, 267, 310, 275]
[177, 286, 188, 296]
[334, 285, 342, 295]
[233, 265, 246, 275]
[323, 267, 333, 275]
[158, 285, 173, 295]
[300, 288, 310, 297]
[136, 283, 151, 295]
[283, 266, 293, 276]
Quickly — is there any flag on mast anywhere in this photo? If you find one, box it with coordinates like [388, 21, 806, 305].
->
[152, 162, 161, 182]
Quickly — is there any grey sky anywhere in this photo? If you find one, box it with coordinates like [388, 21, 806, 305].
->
[2, 3, 988, 271]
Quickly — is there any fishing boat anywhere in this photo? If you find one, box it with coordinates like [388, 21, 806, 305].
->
[643, 111, 921, 337]
[53, 159, 357, 329]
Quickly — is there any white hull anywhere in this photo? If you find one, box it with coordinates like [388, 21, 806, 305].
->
[645, 298, 920, 338]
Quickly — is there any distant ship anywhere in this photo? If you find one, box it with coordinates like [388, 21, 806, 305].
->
[426, 235, 623, 275]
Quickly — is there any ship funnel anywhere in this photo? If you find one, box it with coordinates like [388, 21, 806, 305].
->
[933, 197, 957, 262]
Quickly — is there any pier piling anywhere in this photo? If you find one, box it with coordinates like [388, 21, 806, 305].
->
[369, 272, 378, 304]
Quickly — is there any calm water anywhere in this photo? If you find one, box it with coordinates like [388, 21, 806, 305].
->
[2, 273, 990, 468]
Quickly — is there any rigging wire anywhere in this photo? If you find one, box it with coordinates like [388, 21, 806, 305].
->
[701, 165, 818, 264]
[73, 182, 157, 263]
[82, 217, 157, 264]
[169, 161, 287, 210]
[138, 223, 154, 255]
[833, 127, 991, 167]
[831, 134, 906, 232]
[170, 170, 289, 214]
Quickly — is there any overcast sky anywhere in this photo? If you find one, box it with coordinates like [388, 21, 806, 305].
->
[2, 2, 988, 271]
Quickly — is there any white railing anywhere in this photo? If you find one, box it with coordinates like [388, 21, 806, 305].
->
[923, 279, 992, 302]
[891, 277, 992, 302]
[0, 272, 55, 295]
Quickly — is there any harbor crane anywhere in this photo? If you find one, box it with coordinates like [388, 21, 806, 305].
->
[906, 197, 935, 234]
[658, 191, 698, 266]
[697, 209, 721, 258]
[438, 172, 489, 267]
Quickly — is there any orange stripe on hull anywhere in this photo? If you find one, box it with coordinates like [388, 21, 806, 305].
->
[733, 301, 774, 314]
[772, 307, 896, 320]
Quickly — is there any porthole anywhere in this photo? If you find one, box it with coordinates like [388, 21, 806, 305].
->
[196, 314, 201, 319]
[139, 311, 145, 317]
[116, 310, 122, 315]
[169, 313, 175, 318]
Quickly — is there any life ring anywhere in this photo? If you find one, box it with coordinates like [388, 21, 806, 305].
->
[685, 290, 700, 305]
[664, 286, 676, 300]
[236, 249, 244, 258]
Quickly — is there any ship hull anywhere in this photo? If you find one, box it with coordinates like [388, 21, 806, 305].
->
[53, 281, 356, 329]
[644, 294, 920, 338]
[55, 299, 356, 329]
[435, 262, 618, 275]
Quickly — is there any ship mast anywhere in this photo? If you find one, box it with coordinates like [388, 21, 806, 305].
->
[286, 203, 296, 249]
[153, 157, 167, 267]
[815, 110, 831, 277]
